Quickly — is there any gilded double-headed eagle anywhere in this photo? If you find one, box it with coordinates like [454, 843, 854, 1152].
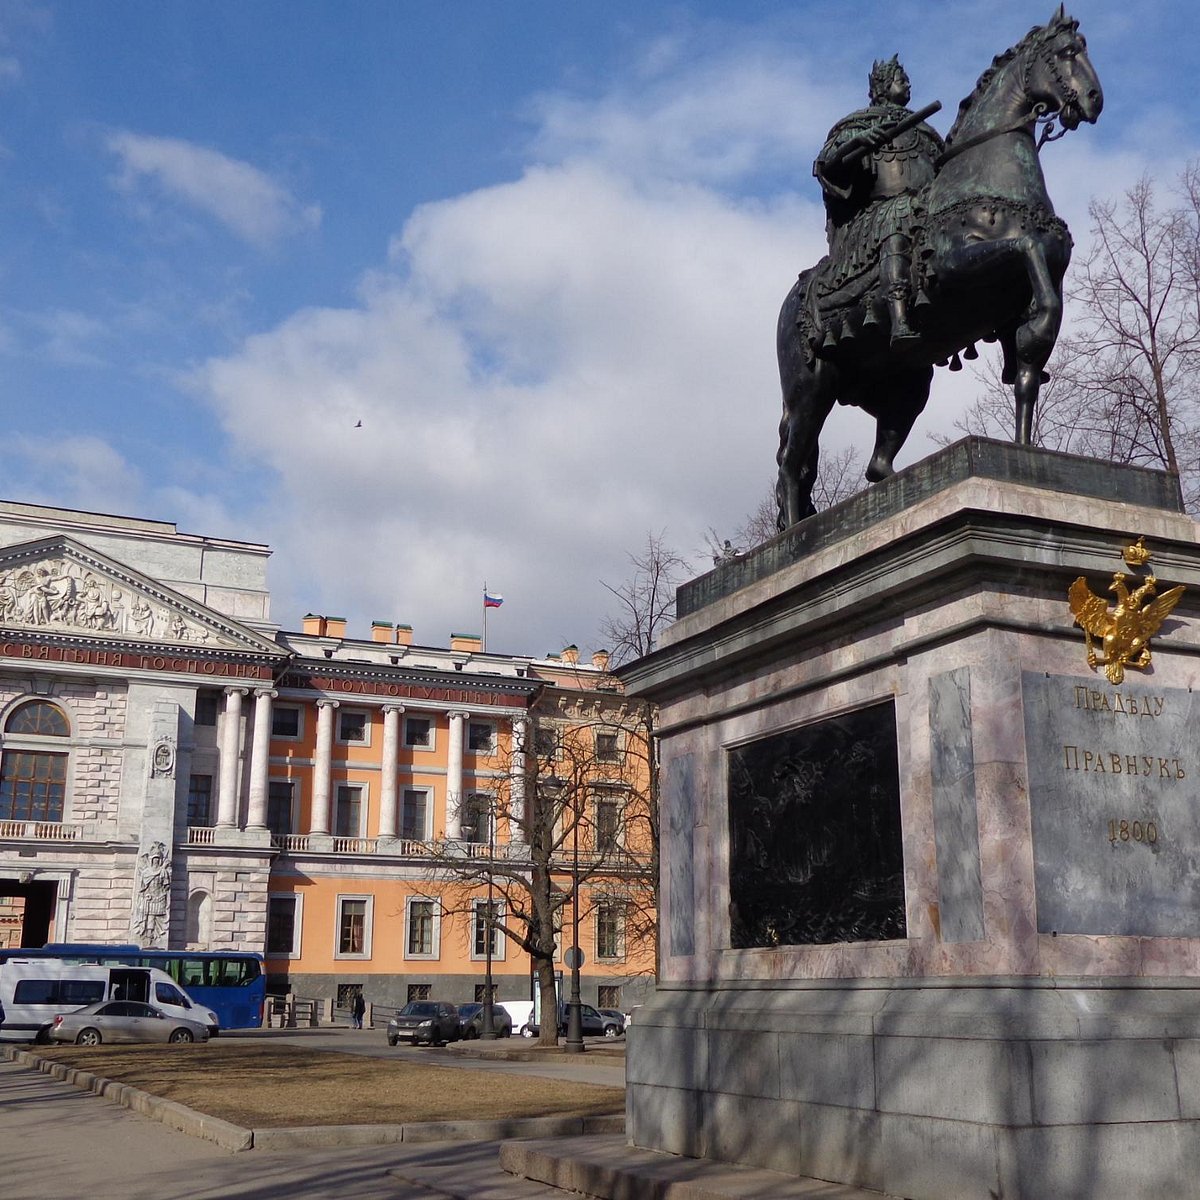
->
[1068, 539, 1184, 685]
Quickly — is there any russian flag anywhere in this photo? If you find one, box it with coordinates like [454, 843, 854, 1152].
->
[484, 590, 504, 609]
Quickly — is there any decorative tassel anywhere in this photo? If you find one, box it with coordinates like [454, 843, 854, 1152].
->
[963, 343, 979, 360]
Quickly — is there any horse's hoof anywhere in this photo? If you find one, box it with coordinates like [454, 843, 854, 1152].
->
[865, 459, 895, 483]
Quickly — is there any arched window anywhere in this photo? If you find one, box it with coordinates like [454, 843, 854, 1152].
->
[0, 700, 70, 823]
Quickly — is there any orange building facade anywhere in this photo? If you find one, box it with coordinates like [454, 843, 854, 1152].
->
[0, 501, 656, 1016]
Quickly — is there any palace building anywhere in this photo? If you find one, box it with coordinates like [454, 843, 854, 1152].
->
[0, 500, 655, 1014]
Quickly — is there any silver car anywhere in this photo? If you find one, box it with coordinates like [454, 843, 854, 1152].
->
[48, 999, 211, 1046]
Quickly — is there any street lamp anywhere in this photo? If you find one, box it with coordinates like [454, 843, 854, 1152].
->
[564, 790, 585, 1054]
[480, 795, 498, 1040]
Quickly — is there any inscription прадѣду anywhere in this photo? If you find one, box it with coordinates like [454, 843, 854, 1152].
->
[1023, 672, 1200, 936]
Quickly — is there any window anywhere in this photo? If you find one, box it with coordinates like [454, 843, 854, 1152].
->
[401, 788, 430, 841]
[195, 690, 220, 726]
[267, 780, 295, 839]
[595, 731, 621, 763]
[595, 789, 624, 853]
[596, 903, 625, 960]
[533, 725, 559, 759]
[407, 983, 431, 1002]
[338, 709, 369, 744]
[474, 983, 498, 1002]
[467, 721, 495, 753]
[187, 774, 213, 826]
[462, 792, 493, 844]
[405, 897, 438, 958]
[1, 700, 70, 823]
[336, 982, 362, 1011]
[597, 985, 622, 1010]
[335, 784, 365, 838]
[472, 899, 504, 959]
[404, 716, 433, 748]
[271, 706, 301, 738]
[336, 895, 372, 957]
[267, 894, 302, 956]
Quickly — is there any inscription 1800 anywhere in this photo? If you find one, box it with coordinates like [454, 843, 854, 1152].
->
[1023, 672, 1200, 937]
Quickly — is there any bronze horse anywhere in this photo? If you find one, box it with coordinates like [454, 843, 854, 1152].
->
[776, 9, 1103, 527]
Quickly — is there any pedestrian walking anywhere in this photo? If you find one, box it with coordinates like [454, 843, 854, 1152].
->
[352, 991, 366, 1029]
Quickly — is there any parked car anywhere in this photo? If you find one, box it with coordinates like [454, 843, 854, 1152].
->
[456, 1002, 513, 1039]
[521, 1002, 625, 1039]
[597, 1008, 627, 1033]
[386, 1001, 460, 1046]
[48, 1000, 210, 1046]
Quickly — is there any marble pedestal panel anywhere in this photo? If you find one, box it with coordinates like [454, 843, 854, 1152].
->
[620, 439, 1200, 1200]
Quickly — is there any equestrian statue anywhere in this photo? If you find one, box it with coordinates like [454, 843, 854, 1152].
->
[775, 7, 1103, 528]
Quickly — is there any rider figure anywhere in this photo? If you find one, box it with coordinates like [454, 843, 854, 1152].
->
[813, 56, 944, 348]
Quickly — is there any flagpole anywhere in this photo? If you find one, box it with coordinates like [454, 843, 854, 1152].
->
[482, 582, 488, 654]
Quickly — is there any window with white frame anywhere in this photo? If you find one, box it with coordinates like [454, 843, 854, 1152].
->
[187, 774, 214, 826]
[271, 705, 302, 739]
[595, 902, 625, 961]
[405, 897, 440, 958]
[337, 708, 370, 744]
[336, 895, 372, 958]
[266, 893, 303, 957]
[471, 898, 504, 960]
[267, 780, 296, 839]
[335, 784, 366, 838]
[467, 720, 495, 753]
[401, 788, 430, 841]
[594, 729, 622, 763]
[594, 787, 624, 854]
[533, 724, 559, 760]
[0, 699, 70, 823]
[404, 715, 433, 749]
[462, 792, 494, 844]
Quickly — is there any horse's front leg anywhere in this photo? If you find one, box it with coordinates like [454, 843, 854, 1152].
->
[776, 357, 836, 528]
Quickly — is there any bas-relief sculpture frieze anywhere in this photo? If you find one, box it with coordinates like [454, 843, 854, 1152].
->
[776, 8, 1104, 527]
[130, 840, 172, 948]
[727, 700, 905, 948]
[1023, 672, 1200, 937]
[0, 555, 236, 647]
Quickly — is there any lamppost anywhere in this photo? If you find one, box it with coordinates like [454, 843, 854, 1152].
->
[564, 789, 585, 1054]
[480, 795, 498, 1040]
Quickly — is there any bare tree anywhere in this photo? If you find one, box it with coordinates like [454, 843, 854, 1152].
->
[943, 166, 1200, 507]
[428, 691, 655, 1046]
[599, 532, 687, 667]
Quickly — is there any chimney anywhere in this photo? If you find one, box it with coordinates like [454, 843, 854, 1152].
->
[394, 624, 413, 647]
[561, 644, 580, 665]
[302, 613, 326, 636]
[450, 632, 482, 653]
[592, 649, 610, 671]
[324, 616, 347, 639]
[371, 621, 393, 643]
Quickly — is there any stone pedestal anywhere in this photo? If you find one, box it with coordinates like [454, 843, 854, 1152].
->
[620, 439, 1200, 1200]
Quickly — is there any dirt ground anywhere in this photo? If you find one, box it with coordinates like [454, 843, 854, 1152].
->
[36, 1042, 624, 1128]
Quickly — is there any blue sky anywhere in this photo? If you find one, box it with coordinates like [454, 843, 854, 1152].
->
[1, 1, 1196, 656]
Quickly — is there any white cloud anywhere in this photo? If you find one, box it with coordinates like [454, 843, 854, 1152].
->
[105, 130, 321, 247]
[191, 26, 1199, 654]
[0, 435, 143, 515]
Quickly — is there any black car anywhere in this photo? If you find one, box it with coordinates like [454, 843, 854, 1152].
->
[386, 1000, 460, 1046]
[520, 1002, 624, 1039]
[456, 1002, 514, 1039]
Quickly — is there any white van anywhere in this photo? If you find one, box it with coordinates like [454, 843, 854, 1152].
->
[0, 959, 219, 1042]
[497, 999, 535, 1035]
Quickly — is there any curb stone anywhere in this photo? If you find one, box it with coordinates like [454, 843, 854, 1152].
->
[1, 1043, 624, 1152]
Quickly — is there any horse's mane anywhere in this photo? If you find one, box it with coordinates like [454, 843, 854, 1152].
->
[945, 12, 1079, 145]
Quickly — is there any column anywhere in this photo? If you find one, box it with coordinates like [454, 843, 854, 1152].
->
[216, 687, 247, 828]
[379, 704, 403, 839]
[510, 715, 527, 843]
[246, 688, 277, 829]
[446, 711, 467, 839]
[310, 699, 338, 835]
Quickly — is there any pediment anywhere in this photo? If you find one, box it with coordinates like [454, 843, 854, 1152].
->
[0, 536, 283, 655]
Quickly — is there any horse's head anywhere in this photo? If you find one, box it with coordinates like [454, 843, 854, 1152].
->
[1024, 7, 1103, 130]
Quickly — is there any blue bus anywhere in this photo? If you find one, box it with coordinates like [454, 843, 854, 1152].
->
[0, 944, 265, 1030]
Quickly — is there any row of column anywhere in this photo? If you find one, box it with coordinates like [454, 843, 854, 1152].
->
[214, 688, 526, 839]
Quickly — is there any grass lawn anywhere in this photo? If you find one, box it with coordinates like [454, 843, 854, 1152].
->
[36, 1042, 624, 1128]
